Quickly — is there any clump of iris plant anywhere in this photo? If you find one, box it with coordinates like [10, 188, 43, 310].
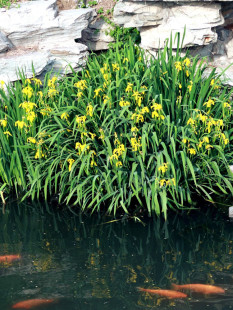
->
[1, 36, 233, 218]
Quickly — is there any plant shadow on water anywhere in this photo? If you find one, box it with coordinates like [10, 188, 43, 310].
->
[0, 202, 233, 309]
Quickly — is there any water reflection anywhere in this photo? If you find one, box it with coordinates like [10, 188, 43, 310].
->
[0, 202, 232, 309]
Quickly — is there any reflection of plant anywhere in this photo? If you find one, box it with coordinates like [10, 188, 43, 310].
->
[0, 203, 233, 307]
[33, 255, 57, 272]
[87, 252, 112, 298]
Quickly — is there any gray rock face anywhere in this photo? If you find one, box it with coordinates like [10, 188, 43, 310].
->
[78, 19, 115, 51]
[0, 32, 12, 53]
[0, 0, 58, 45]
[111, 0, 233, 86]
[0, 0, 95, 48]
[49, 43, 89, 74]
[166, 4, 223, 29]
[113, 2, 164, 28]
[114, 2, 224, 50]
[225, 37, 233, 58]
[222, 2, 233, 27]
[1, 0, 233, 87]
[140, 27, 218, 50]
[0, 51, 52, 84]
[211, 56, 233, 86]
[0, 0, 96, 85]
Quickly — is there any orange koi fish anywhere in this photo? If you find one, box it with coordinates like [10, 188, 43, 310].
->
[172, 283, 225, 295]
[0, 255, 21, 263]
[12, 299, 55, 309]
[137, 287, 187, 299]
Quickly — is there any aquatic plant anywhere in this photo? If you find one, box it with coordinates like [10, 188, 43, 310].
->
[1, 35, 233, 218]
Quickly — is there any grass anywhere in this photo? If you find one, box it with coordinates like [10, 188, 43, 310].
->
[0, 0, 17, 8]
[1, 35, 233, 218]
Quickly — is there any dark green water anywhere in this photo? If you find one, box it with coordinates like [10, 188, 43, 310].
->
[0, 202, 233, 310]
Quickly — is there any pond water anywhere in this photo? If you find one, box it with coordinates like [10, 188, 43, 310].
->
[0, 202, 233, 310]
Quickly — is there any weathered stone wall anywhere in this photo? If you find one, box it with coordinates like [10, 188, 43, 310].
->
[113, 0, 233, 84]
[0, 0, 96, 84]
[1, 0, 233, 85]
[113, 1, 232, 50]
[82, 1, 233, 54]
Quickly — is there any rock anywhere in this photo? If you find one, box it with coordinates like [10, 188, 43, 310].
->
[49, 43, 89, 74]
[0, 0, 233, 89]
[0, 0, 58, 47]
[0, 51, 52, 85]
[139, 3, 223, 50]
[0, 1, 95, 49]
[189, 43, 216, 59]
[222, 2, 233, 27]
[140, 26, 218, 50]
[0, 42, 90, 84]
[0, 32, 12, 53]
[229, 206, 233, 217]
[211, 55, 233, 86]
[0, 0, 96, 85]
[225, 37, 233, 58]
[113, 2, 224, 50]
[78, 19, 115, 51]
[166, 4, 224, 29]
[37, 8, 96, 50]
[113, 2, 164, 28]
[57, 8, 95, 37]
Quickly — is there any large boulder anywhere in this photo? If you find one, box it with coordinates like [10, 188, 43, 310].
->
[113, 2, 224, 50]
[0, 0, 95, 49]
[0, 0, 96, 85]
